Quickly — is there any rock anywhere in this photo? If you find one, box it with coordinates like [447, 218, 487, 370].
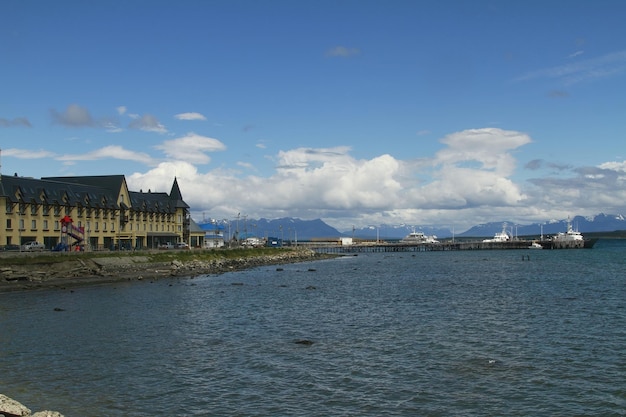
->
[0, 394, 31, 417]
[32, 411, 65, 417]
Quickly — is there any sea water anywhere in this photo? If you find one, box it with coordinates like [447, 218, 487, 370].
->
[1, 241, 625, 416]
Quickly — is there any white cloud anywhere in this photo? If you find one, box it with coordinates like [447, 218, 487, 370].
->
[51, 104, 95, 127]
[128, 114, 167, 133]
[56, 145, 156, 165]
[515, 50, 626, 85]
[154, 132, 226, 164]
[2, 148, 57, 159]
[174, 112, 207, 121]
[125, 129, 538, 230]
[0, 117, 32, 128]
[10, 126, 626, 232]
[599, 160, 626, 172]
[435, 128, 532, 175]
[117, 106, 127, 115]
[237, 161, 255, 170]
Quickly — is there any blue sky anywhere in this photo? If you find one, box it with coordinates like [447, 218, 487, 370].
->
[2, 0, 626, 232]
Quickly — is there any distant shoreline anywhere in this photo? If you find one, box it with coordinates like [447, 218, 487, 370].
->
[0, 248, 335, 294]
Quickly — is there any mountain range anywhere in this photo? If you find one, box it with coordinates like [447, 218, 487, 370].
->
[198, 213, 626, 241]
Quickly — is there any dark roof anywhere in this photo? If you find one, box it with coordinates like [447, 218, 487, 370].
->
[188, 217, 204, 233]
[169, 177, 189, 209]
[43, 175, 126, 195]
[1, 174, 189, 214]
[1, 174, 119, 208]
[129, 190, 177, 214]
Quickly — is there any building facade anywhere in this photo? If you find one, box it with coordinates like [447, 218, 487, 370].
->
[0, 174, 200, 250]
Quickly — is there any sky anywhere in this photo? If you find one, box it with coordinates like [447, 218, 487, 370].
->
[2, 0, 626, 232]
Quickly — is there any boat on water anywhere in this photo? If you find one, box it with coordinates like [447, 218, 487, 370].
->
[482, 223, 511, 243]
[400, 230, 439, 244]
[541, 219, 597, 249]
[528, 241, 543, 249]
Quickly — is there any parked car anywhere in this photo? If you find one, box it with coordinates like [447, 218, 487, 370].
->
[1, 244, 21, 252]
[21, 241, 46, 251]
[175, 242, 190, 249]
[159, 242, 174, 249]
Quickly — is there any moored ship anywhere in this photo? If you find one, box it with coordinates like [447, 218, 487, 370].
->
[541, 219, 597, 249]
[482, 223, 511, 243]
[400, 230, 439, 244]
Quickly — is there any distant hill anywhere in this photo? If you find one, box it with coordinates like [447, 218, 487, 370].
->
[459, 213, 626, 238]
[197, 217, 342, 241]
[197, 213, 626, 241]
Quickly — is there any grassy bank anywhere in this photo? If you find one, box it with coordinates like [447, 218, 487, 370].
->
[0, 247, 332, 293]
[0, 247, 301, 266]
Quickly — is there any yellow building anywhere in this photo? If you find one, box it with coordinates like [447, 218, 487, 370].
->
[0, 174, 202, 250]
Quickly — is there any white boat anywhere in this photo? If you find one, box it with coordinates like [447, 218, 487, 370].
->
[548, 219, 585, 249]
[528, 241, 543, 249]
[482, 223, 511, 243]
[400, 230, 439, 244]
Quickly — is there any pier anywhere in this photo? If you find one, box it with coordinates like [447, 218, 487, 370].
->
[309, 240, 536, 254]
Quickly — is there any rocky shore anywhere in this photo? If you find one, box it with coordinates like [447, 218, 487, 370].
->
[0, 394, 63, 417]
[0, 248, 332, 293]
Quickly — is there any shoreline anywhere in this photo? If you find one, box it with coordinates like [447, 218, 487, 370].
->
[0, 248, 335, 294]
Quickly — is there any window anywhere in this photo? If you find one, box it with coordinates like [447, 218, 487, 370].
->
[31, 220, 36, 230]
[54, 206, 61, 216]
[19, 219, 25, 230]
[54, 220, 60, 231]
[43, 205, 50, 216]
[6, 202, 13, 214]
[31, 205, 37, 215]
[19, 203, 26, 215]
[43, 220, 49, 230]
[6, 219, 11, 229]
[103, 222, 107, 231]
[95, 222, 99, 231]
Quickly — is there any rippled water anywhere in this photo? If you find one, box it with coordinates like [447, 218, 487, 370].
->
[1, 241, 626, 416]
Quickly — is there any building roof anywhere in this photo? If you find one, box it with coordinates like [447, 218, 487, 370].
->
[188, 217, 204, 233]
[1, 174, 189, 214]
[169, 177, 190, 209]
[1, 174, 120, 209]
